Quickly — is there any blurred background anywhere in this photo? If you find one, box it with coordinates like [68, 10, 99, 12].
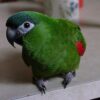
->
[0, 0, 100, 100]
[0, 0, 84, 22]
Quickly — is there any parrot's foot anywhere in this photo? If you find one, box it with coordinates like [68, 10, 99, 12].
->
[62, 71, 76, 88]
[35, 79, 46, 94]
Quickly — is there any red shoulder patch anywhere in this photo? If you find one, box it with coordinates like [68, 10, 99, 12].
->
[76, 41, 85, 56]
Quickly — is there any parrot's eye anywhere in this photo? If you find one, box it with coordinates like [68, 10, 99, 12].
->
[24, 22, 30, 28]
[17, 21, 35, 35]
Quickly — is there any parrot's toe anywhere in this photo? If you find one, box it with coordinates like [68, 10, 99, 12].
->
[35, 79, 46, 94]
[62, 71, 76, 88]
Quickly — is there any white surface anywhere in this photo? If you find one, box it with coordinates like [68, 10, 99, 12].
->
[0, 0, 100, 100]
[16, 81, 100, 100]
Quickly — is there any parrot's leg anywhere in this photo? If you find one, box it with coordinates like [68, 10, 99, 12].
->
[62, 71, 76, 88]
[35, 79, 46, 94]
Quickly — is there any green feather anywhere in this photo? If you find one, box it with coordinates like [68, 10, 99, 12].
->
[7, 11, 86, 78]
[20, 11, 86, 78]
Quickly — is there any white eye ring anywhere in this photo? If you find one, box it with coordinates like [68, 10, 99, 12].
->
[18, 21, 35, 35]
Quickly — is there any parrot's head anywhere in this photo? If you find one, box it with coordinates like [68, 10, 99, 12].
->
[6, 11, 40, 47]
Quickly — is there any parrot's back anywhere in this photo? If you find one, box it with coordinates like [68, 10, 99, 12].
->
[22, 13, 86, 78]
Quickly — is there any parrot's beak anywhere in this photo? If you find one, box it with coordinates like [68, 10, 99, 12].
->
[6, 27, 23, 47]
[6, 27, 16, 47]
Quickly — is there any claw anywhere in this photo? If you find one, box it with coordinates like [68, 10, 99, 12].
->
[62, 71, 76, 88]
[35, 79, 47, 94]
[40, 84, 46, 94]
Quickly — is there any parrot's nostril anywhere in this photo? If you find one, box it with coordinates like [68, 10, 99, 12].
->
[16, 31, 21, 37]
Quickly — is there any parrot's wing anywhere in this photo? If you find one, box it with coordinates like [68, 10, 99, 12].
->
[58, 18, 86, 55]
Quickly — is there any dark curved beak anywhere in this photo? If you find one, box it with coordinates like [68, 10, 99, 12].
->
[6, 27, 16, 47]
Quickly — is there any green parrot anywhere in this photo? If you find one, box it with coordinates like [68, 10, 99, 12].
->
[6, 11, 86, 93]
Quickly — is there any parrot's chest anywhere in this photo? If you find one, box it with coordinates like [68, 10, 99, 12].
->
[23, 38, 80, 78]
